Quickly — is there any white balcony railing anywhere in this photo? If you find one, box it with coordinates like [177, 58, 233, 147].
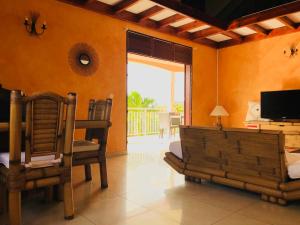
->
[127, 107, 161, 136]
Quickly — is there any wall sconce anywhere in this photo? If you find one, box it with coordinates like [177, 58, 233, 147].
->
[284, 45, 298, 58]
[24, 12, 47, 36]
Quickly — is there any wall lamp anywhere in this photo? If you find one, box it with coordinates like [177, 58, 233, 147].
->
[24, 12, 47, 36]
[284, 44, 298, 58]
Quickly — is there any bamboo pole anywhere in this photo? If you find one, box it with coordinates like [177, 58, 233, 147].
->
[63, 92, 77, 220]
[9, 90, 22, 225]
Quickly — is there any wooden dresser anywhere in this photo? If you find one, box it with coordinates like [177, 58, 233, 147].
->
[245, 121, 300, 148]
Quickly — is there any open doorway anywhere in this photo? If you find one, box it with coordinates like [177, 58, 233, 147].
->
[127, 54, 190, 153]
[126, 31, 192, 154]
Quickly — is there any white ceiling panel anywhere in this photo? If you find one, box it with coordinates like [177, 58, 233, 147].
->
[150, 9, 177, 21]
[188, 25, 210, 33]
[232, 27, 256, 36]
[97, 0, 122, 5]
[126, 0, 156, 14]
[258, 18, 285, 30]
[170, 18, 195, 27]
[207, 34, 231, 42]
[288, 12, 300, 23]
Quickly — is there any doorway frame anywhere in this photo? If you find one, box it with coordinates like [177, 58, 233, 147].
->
[126, 30, 193, 147]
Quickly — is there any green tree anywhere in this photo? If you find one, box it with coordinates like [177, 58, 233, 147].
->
[128, 91, 156, 108]
[174, 102, 184, 113]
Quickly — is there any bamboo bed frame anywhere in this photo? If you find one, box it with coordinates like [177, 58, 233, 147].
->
[164, 126, 300, 205]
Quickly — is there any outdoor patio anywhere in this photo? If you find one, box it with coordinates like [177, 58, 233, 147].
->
[127, 134, 180, 154]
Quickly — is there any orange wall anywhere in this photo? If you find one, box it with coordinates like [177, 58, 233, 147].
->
[219, 32, 300, 128]
[0, 0, 217, 155]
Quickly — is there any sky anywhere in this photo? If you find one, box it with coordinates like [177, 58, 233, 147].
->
[127, 61, 184, 110]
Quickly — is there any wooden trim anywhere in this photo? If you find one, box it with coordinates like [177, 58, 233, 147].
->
[113, 0, 140, 14]
[247, 24, 269, 36]
[194, 38, 217, 48]
[138, 5, 163, 22]
[221, 31, 242, 42]
[228, 1, 300, 29]
[277, 16, 298, 29]
[59, 0, 214, 48]
[192, 27, 221, 40]
[219, 26, 300, 48]
[159, 14, 185, 28]
[177, 21, 206, 34]
[59, 0, 300, 49]
[150, 0, 227, 29]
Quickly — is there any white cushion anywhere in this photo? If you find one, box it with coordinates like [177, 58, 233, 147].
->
[0, 152, 61, 169]
[285, 151, 300, 179]
[169, 141, 182, 159]
[73, 140, 100, 152]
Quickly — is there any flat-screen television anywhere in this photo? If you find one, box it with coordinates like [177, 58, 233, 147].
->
[261, 90, 300, 120]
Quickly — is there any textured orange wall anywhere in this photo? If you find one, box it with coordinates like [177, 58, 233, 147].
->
[219, 32, 300, 128]
[0, 0, 217, 154]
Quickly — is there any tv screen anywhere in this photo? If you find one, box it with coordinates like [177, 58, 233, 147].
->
[261, 90, 300, 120]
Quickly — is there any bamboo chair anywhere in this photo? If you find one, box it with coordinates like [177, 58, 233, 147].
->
[73, 98, 112, 189]
[0, 90, 77, 225]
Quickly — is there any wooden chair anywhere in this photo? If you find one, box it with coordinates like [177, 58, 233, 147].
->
[0, 90, 77, 225]
[73, 98, 112, 188]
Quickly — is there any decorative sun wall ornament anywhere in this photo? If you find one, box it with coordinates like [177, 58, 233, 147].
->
[68, 43, 99, 76]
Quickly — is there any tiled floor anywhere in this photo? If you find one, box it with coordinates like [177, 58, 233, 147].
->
[1, 135, 300, 225]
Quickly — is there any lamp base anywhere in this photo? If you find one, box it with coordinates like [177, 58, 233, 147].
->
[216, 116, 223, 129]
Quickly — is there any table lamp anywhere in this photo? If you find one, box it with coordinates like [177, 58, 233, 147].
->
[210, 105, 229, 128]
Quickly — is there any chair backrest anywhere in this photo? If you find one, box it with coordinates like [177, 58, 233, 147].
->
[89, 98, 112, 121]
[9, 90, 77, 166]
[85, 98, 112, 140]
[180, 126, 287, 182]
[159, 112, 170, 129]
[170, 116, 181, 126]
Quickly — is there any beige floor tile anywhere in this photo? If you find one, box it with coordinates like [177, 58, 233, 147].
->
[22, 201, 95, 225]
[114, 211, 179, 225]
[213, 214, 271, 225]
[148, 194, 232, 225]
[191, 182, 259, 211]
[238, 201, 300, 225]
[80, 196, 147, 225]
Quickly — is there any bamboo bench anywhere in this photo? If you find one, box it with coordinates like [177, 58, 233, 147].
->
[164, 126, 300, 205]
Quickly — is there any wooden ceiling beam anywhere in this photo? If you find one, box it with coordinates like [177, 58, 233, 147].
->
[247, 24, 269, 36]
[221, 31, 242, 42]
[158, 14, 186, 28]
[58, 0, 215, 48]
[150, 0, 227, 30]
[113, 0, 140, 14]
[59, 0, 300, 49]
[138, 5, 164, 22]
[191, 27, 221, 40]
[219, 25, 300, 48]
[277, 16, 298, 29]
[218, 39, 243, 49]
[194, 38, 218, 48]
[176, 21, 207, 34]
[228, 1, 300, 29]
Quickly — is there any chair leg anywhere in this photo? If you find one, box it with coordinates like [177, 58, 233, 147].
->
[44, 186, 54, 203]
[54, 184, 64, 202]
[0, 183, 4, 214]
[9, 191, 21, 225]
[99, 160, 108, 189]
[84, 164, 92, 181]
[63, 182, 74, 220]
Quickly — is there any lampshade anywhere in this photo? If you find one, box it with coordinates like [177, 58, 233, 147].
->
[210, 105, 229, 117]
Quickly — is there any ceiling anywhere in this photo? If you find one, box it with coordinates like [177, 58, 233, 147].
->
[60, 0, 300, 48]
[183, 0, 297, 21]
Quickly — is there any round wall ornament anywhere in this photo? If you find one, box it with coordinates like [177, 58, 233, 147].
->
[68, 43, 99, 76]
